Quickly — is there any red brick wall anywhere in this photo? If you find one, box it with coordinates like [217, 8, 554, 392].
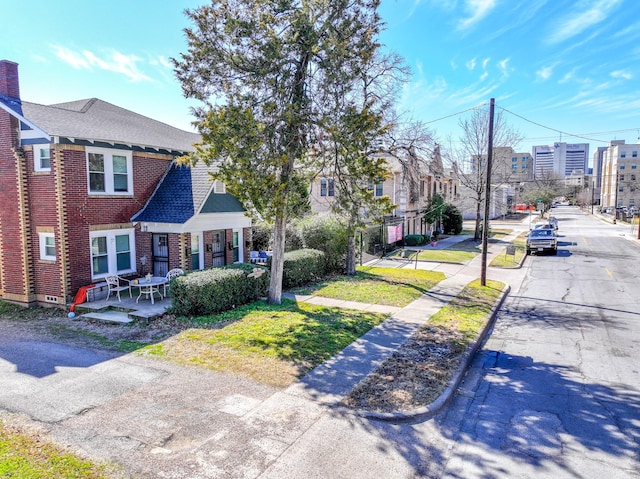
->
[0, 110, 26, 300]
[61, 146, 171, 295]
[25, 147, 61, 298]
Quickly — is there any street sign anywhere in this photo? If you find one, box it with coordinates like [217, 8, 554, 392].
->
[506, 245, 516, 256]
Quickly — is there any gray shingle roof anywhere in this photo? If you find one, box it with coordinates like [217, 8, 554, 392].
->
[21, 98, 200, 153]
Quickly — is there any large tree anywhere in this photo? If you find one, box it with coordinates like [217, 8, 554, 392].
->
[448, 106, 522, 240]
[315, 48, 434, 275]
[173, 0, 385, 303]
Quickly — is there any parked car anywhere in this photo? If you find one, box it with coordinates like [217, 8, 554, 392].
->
[548, 216, 558, 230]
[526, 229, 558, 255]
[533, 223, 554, 231]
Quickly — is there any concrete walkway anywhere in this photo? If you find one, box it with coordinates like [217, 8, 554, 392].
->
[281, 224, 528, 416]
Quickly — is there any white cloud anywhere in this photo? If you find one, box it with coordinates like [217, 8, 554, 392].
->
[536, 65, 554, 81]
[457, 0, 497, 30]
[480, 71, 488, 81]
[53, 45, 91, 70]
[611, 70, 632, 80]
[52, 45, 152, 82]
[482, 57, 490, 70]
[497, 58, 510, 77]
[548, 0, 623, 44]
[466, 58, 477, 70]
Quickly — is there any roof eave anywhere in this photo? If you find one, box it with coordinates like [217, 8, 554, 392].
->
[0, 102, 51, 140]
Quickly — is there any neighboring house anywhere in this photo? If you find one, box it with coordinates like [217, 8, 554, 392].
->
[309, 144, 458, 236]
[0, 60, 250, 307]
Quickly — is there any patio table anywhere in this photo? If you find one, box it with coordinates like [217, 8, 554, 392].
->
[132, 276, 167, 304]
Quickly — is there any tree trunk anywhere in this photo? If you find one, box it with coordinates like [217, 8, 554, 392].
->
[268, 215, 286, 304]
[474, 199, 482, 240]
[345, 233, 357, 276]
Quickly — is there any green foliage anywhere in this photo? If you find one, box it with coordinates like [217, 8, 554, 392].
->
[285, 223, 304, 252]
[251, 222, 272, 252]
[423, 193, 446, 225]
[169, 264, 269, 317]
[297, 216, 348, 273]
[442, 203, 463, 235]
[403, 234, 426, 246]
[173, 0, 389, 302]
[281, 249, 327, 289]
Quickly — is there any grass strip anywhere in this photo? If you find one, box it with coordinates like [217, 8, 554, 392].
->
[344, 279, 504, 412]
[291, 266, 445, 307]
[0, 421, 110, 479]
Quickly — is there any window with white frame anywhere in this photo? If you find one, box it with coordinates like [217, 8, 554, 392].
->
[38, 232, 56, 261]
[320, 178, 335, 197]
[86, 147, 133, 195]
[34, 146, 51, 172]
[90, 229, 135, 278]
[368, 181, 383, 197]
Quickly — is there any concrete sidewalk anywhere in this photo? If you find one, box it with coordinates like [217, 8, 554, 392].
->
[281, 226, 527, 418]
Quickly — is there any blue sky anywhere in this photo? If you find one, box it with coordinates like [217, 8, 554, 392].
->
[2, 0, 639, 160]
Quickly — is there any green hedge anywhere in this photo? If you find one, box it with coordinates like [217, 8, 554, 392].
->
[403, 234, 426, 246]
[298, 216, 347, 274]
[270, 248, 326, 289]
[168, 263, 269, 317]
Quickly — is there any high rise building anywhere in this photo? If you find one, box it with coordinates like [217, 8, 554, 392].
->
[532, 142, 589, 178]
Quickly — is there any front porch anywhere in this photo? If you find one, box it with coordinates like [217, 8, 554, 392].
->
[73, 290, 171, 324]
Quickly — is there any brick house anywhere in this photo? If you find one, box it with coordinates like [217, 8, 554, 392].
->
[0, 60, 250, 307]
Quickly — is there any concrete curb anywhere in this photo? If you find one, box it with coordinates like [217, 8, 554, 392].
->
[337, 283, 511, 423]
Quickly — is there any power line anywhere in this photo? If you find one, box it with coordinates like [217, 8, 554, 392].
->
[498, 106, 613, 144]
[422, 102, 489, 126]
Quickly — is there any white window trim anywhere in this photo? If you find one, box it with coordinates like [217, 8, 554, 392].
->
[34, 145, 52, 172]
[86, 146, 133, 195]
[38, 232, 56, 261]
[89, 228, 136, 279]
[233, 228, 243, 263]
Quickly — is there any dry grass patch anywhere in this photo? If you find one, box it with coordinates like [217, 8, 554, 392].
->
[343, 279, 504, 412]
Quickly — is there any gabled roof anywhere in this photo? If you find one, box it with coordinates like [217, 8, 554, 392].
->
[20, 98, 199, 153]
[132, 161, 245, 224]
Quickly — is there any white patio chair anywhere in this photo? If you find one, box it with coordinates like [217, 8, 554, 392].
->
[105, 275, 131, 302]
[164, 268, 185, 296]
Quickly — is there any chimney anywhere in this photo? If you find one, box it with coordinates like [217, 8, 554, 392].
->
[0, 60, 20, 99]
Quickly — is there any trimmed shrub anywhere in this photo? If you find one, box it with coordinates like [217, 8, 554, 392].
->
[281, 249, 326, 289]
[251, 222, 272, 252]
[443, 204, 464, 235]
[403, 234, 426, 246]
[285, 223, 304, 252]
[298, 216, 347, 274]
[168, 263, 268, 317]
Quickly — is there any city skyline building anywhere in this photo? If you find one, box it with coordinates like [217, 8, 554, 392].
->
[532, 142, 590, 178]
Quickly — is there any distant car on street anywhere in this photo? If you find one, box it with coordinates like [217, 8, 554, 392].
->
[526, 228, 558, 255]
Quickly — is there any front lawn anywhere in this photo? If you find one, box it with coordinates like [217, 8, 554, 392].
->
[291, 266, 446, 307]
[141, 299, 388, 387]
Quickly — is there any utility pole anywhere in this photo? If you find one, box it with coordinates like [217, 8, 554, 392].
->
[481, 98, 495, 286]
